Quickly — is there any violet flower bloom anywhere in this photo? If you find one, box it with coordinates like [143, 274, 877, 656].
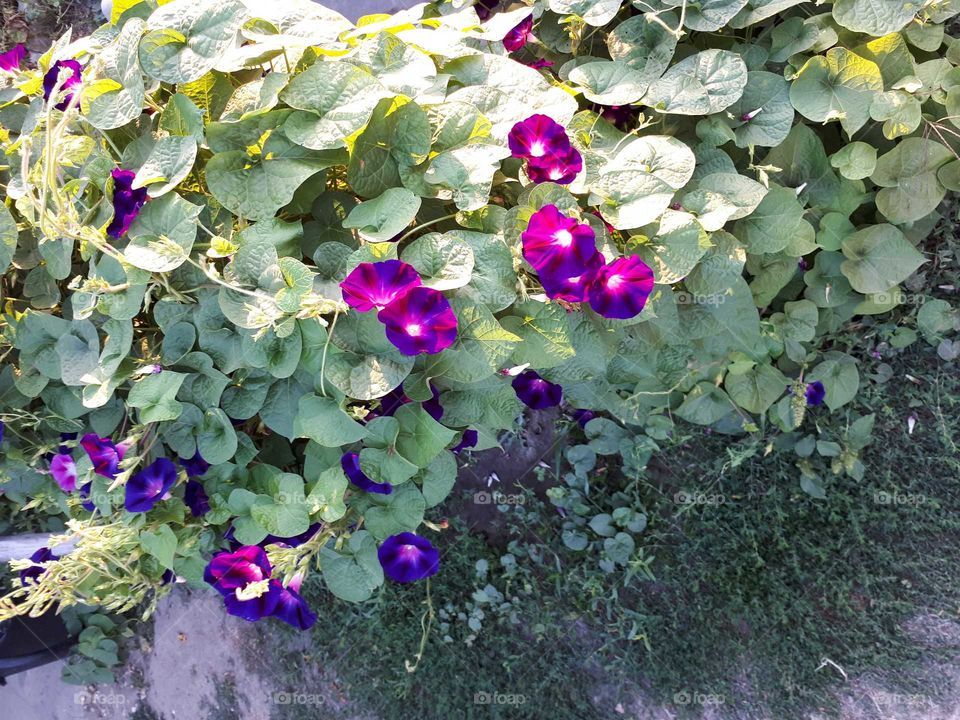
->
[106, 169, 148, 239]
[341, 260, 422, 313]
[341, 452, 392, 495]
[423, 384, 444, 421]
[19, 547, 56, 586]
[50, 453, 78, 493]
[78, 482, 96, 511]
[377, 286, 458, 356]
[600, 104, 635, 130]
[0, 44, 26, 72]
[125, 457, 178, 513]
[503, 16, 533, 52]
[525, 145, 583, 185]
[179, 451, 210, 477]
[378, 532, 440, 583]
[586, 255, 655, 320]
[474, 0, 499, 21]
[512, 369, 563, 409]
[0, 421, 4, 443]
[805, 381, 826, 407]
[80, 433, 125, 479]
[572, 409, 595, 428]
[452, 429, 478, 454]
[272, 584, 318, 630]
[184, 480, 211, 517]
[42, 59, 82, 110]
[205, 546, 283, 622]
[508, 114, 571, 161]
[527, 58, 554, 70]
[522, 205, 598, 279]
[539, 252, 603, 302]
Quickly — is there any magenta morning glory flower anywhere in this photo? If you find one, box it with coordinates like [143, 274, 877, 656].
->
[508, 114, 571, 161]
[125, 457, 178, 513]
[452, 428, 478, 454]
[377, 286, 458, 355]
[539, 252, 603, 302]
[503, 16, 533, 52]
[19, 547, 56, 586]
[341, 452, 392, 495]
[42, 58, 82, 110]
[512, 369, 563, 409]
[179, 451, 210, 477]
[0, 44, 27, 72]
[184, 480, 211, 517]
[378, 532, 440, 583]
[50, 453, 78, 492]
[527, 58, 554, 70]
[526, 145, 583, 185]
[586, 255, 655, 320]
[80, 433, 125, 480]
[205, 546, 272, 592]
[341, 260, 422, 313]
[106, 169, 148, 239]
[805, 381, 825, 407]
[522, 205, 598, 279]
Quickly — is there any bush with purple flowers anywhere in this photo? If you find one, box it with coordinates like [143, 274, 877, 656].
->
[0, 0, 957, 685]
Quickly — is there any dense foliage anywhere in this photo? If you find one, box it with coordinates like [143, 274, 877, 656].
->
[0, 0, 958, 675]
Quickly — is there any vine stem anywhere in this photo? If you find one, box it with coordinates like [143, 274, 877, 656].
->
[319, 311, 339, 398]
[405, 577, 435, 673]
[394, 213, 459, 245]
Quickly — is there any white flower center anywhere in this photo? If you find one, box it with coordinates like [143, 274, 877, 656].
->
[607, 274, 623, 290]
[406, 323, 423, 337]
[529, 141, 546, 157]
[553, 230, 573, 247]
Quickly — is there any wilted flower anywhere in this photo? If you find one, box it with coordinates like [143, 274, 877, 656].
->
[805, 380, 825, 407]
[19, 547, 56, 586]
[125, 457, 178, 513]
[50, 453, 78, 492]
[341, 452, 392, 495]
[340, 260, 422, 313]
[586, 255, 655, 319]
[179, 451, 210, 477]
[0, 44, 27, 72]
[378, 532, 440, 583]
[184, 480, 211, 517]
[503, 16, 533, 52]
[377, 286, 458, 355]
[522, 205, 598, 280]
[106, 169, 148, 239]
[512, 369, 563, 409]
[80, 433, 125, 480]
[42, 58, 82, 110]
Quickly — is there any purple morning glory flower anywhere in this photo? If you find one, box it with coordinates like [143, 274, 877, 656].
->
[805, 381, 825, 407]
[106, 169, 148, 239]
[572, 409, 595, 427]
[586, 255, 655, 319]
[474, 0, 499, 20]
[539, 252, 603, 302]
[512, 370, 563, 409]
[272, 584, 317, 630]
[452, 428, 478, 454]
[125, 457, 178, 513]
[508, 114, 571, 161]
[179, 451, 210, 477]
[525, 145, 583, 185]
[223, 581, 283, 622]
[78, 482, 96, 511]
[50, 453, 78, 492]
[503, 16, 533, 52]
[19, 547, 55, 586]
[378, 532, 440, 583]
[42, 58, 82, 110]
[205, 546, 273, 593]
[341, 260, 422, 313]
[522, 205, 598, 280]
[600, 105, 635, 130]
[80, 433, 125, 479]
[184, 480, 211, 517]
[377, 286, 458, 356]
[0, 44, 26, 72]
[423, 384, 444, 421]
[341, 452, 392, 495]
[0, 421, 4, 443]
[527, 58, 554, 70]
